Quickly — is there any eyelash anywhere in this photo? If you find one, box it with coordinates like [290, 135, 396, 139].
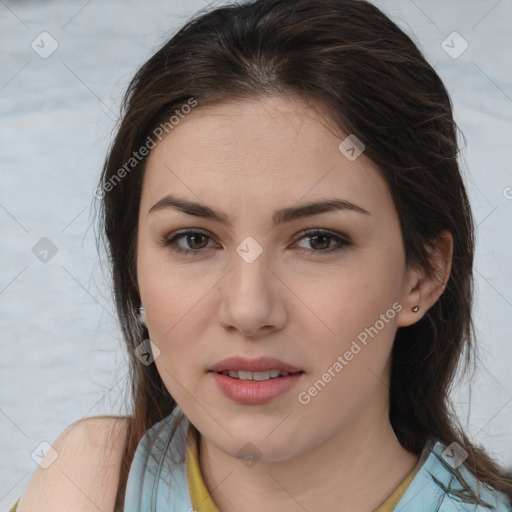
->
[159, 228, 351, 256]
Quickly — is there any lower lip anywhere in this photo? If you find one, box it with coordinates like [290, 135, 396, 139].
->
[209, 372, 304, 405]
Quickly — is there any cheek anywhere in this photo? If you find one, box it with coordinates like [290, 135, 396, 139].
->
[137, 237, 214, 335]
[136, 248, 210, 382]
[296, 254, 402, 347]
[295, 295, 397, 428]
[292, 250, 402, 404]
[144, 277, 209, 406]
[136, 262, 229, 406]
[140, 271, 210, 356]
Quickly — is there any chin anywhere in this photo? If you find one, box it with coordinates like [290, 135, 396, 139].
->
[206, 424, 308, 465]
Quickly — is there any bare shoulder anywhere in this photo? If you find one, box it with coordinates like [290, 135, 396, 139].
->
[17, 415, 132, 512]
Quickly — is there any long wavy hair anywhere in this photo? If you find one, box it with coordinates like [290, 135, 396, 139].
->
[95, 0, 512, 509]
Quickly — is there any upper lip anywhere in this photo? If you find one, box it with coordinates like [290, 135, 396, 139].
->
[209, 356, 304, 373]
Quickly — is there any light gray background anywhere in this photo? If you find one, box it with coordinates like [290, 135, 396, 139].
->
[1, 0, 511, 506]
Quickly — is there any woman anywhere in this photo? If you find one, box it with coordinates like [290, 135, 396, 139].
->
[14, 0, 512, 510]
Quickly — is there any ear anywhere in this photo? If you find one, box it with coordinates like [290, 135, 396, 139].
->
[396, 230, 453, 327]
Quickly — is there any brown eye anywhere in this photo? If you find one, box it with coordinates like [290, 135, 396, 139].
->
[294, 230, 351, 254]
[161, 229, 214, 255]
[309, 234, 331, 250]
[185, 233, 209, 249]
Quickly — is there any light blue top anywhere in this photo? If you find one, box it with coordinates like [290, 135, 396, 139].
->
[123, 407, 512, 512]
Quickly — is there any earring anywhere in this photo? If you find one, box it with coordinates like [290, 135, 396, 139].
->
[138, 306, 146, 324]
[412, 305, 420, 312]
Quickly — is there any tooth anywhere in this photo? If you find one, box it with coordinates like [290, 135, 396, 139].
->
[224, 369, 293, 381]
[252, 370, 271, 381]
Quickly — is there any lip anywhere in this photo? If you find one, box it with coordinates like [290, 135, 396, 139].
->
[209, 356, 304, 373]
[209, 372, 304, 405]
[208, 356, 305, 405]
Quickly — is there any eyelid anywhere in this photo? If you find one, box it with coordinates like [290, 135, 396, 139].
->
[292, 228, 351, 244]
[159, 228, 219, 252]
[291, 229, 351, 254]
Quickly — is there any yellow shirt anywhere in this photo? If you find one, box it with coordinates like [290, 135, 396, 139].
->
[185, 427, 423, 512]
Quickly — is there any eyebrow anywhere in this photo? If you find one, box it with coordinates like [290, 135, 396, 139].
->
[148, 194, 370, 226]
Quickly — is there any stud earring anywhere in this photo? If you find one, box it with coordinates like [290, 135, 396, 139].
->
[412, 305, 420, 312]
[138, 306, 146, 324]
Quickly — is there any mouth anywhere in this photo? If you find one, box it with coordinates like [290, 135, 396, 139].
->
[214, 369, 304, 382]
[208, 356, 305, 380]
[208, 358, 305, 405]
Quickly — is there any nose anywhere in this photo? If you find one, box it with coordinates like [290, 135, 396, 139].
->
[217, 244, 287, 339]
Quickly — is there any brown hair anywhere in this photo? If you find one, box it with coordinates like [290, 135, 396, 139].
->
[96, 0, 512, 509]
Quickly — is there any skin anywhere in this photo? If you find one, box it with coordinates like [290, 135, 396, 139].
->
[136, 95, 453, 512]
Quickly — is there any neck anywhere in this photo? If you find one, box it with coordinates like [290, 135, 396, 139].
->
[198, 391, 420, 512]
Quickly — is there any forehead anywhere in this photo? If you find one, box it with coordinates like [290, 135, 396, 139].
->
[141, 95, 392, 220]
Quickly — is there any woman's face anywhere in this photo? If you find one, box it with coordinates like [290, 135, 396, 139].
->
[137, 95, 419, 462]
